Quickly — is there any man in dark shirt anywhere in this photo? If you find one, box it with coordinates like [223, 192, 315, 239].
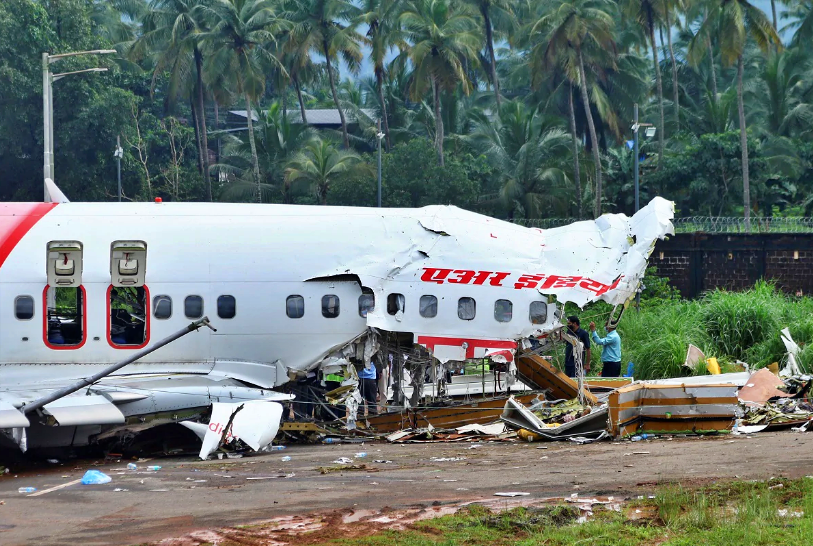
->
[564, 316, 591, 378]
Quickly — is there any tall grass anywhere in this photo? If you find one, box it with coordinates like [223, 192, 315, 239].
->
[605, 281, 813, 379]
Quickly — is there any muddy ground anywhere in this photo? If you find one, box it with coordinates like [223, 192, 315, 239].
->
[0, 431, 812, 546]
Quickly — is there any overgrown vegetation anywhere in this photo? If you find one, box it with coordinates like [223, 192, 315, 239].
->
[581, 280, 813, 379]
[5, 0, 813, 223]
[296, 478, 813, 546]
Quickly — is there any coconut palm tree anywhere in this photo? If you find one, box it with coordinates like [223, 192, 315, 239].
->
[360, 0, 406, 150]
[400, 0, 481, 166]
[461, 0, 517, 108]
[198, 0, 287, 202]
[662, 0, 685, 130]
[531, 0, 617, 218]
[287, 0, 366, 148]
[750, 47, 813, 138]
[216, 102, 316, 202]
[132, 0, 213, 200]
[688, 0, 780, 231]
[284, 138, 367, 204]
[467, 100, 572, 219]
[621, 0, 665, 167]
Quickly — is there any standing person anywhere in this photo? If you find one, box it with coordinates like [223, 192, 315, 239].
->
[359, 359, 378, 416]
[589, 321, 622, 377]
[564, 316, 591, 378]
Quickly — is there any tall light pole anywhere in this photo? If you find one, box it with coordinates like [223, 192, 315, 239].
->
[376, 119, 384, 208]
[631, 103, 655, 213]
[42, 49, 115, 200]
[114, 136, 124, 202]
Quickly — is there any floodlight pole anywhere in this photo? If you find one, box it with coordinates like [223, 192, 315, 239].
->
[115, 135, 123, 202]
[42, 50, 115, 199]
[377, 119, 383, 208]
[633, 103, 639, 213]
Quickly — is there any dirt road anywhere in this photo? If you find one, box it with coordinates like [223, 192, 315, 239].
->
[1, 431, 812, 545]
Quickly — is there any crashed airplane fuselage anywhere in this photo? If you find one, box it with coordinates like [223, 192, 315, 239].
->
[0, 198, 674, 451]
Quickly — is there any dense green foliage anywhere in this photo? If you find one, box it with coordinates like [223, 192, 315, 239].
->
[603, 281, 813, 379]
[4, 0, 813, 221]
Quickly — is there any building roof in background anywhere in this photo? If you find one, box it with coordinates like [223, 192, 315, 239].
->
[228, 108, 377, 127]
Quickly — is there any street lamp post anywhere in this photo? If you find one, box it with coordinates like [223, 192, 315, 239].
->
[376, 119, 384, 208]
[42, 50, 115, 200]
[631, 104, 655, 312]
[114, 136, 124, 202]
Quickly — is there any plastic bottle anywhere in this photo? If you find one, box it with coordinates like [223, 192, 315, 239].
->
[281, 456, 292, 462]
[268, 445, 286, 451]
[18, 487, 37, 494]
[127, 463, 138, 470]
[639, 434, 652, 440]
[322, 438, 339, 444]
[355, 452, 367, 458]
[630, 435, 643, 442]
[147, 465, 162, 471]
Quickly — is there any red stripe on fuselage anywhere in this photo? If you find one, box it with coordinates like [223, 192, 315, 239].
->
[0, 203, 58, 268]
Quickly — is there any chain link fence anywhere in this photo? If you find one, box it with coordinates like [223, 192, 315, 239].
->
[510, 217, 813, 234]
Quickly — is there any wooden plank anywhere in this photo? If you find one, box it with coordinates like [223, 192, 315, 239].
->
[514, 354, 598, 405]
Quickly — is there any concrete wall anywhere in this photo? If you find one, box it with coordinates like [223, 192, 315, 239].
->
[652, 234, 813, 298]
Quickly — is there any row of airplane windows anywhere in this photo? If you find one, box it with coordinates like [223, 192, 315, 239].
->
[14, 292, 548, 325]
[286, 293, 548, 324]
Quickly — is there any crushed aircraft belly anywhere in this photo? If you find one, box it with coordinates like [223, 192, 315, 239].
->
[315, 197, 674, 363]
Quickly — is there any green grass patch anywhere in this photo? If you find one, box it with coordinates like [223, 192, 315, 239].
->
[302, 478, 813, 545]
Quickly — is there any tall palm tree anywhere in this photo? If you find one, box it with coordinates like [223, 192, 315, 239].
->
[467, 100, 572, 219]
[132, 0, 213, 201]
[663, 0, 684, 130]
[288, 0, 366, 148]
[401, 0, 481, 166]
[689, 0, 780, 231]
[750, 47, 813, 138]
[462, 0, 516, 108]
[284, 138, 367, 204]
[360, 0, 405, 150]
[216, 102, 317, 202]
[621, 0, 665, 167]
[199, 0, 287, 202]
[532, 0, 617, 218]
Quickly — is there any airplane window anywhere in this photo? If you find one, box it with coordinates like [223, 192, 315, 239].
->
[387, 293, 405, 316]
[185, 295, 203, 319]
[153, 295, 172, 319]
[358, 292, 375, 318]
[110, 286, 147, 346]
[218, 295, 236, 319]
[287, 295, 305, 318]
[419, 295, 437, 318]
[458, 297, 476, 320]
[494, 299, 513, 323]
[15, 296, 34, 320]
[530, 301, 547, 324]
[322, 295, 340, 318]
[46, 286, 84, 347]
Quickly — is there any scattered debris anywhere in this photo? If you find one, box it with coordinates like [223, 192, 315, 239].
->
[494, 492, 531, 497]
[81, 470, 111, 485]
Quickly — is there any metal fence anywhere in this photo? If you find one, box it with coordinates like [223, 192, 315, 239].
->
[510, 217, 813, 234]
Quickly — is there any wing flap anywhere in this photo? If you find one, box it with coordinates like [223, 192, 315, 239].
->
[0, 401, 30, 428]
[42, 395, 125, 426]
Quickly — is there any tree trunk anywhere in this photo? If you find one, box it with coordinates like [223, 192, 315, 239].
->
[649, 24, 665, 169]
[190, 98, 203, 175]
[432, 77, 444, 167]
[482, 6, 500, 108]
[194, 48, 212, 202]
[737, 55, 751, 233]
[324, 40, 350, 148]
[577, 47, 601, 218]
[706, 8, 718, 99]
[568, 82, 582, 219]
[665, 12, 680, 131]
[771, 0, 777, 30]
[376, 68, 392, 151]
[294, 75, 308, 125]
[214, 101, 221, 163]
[245, 92, 262, 203]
